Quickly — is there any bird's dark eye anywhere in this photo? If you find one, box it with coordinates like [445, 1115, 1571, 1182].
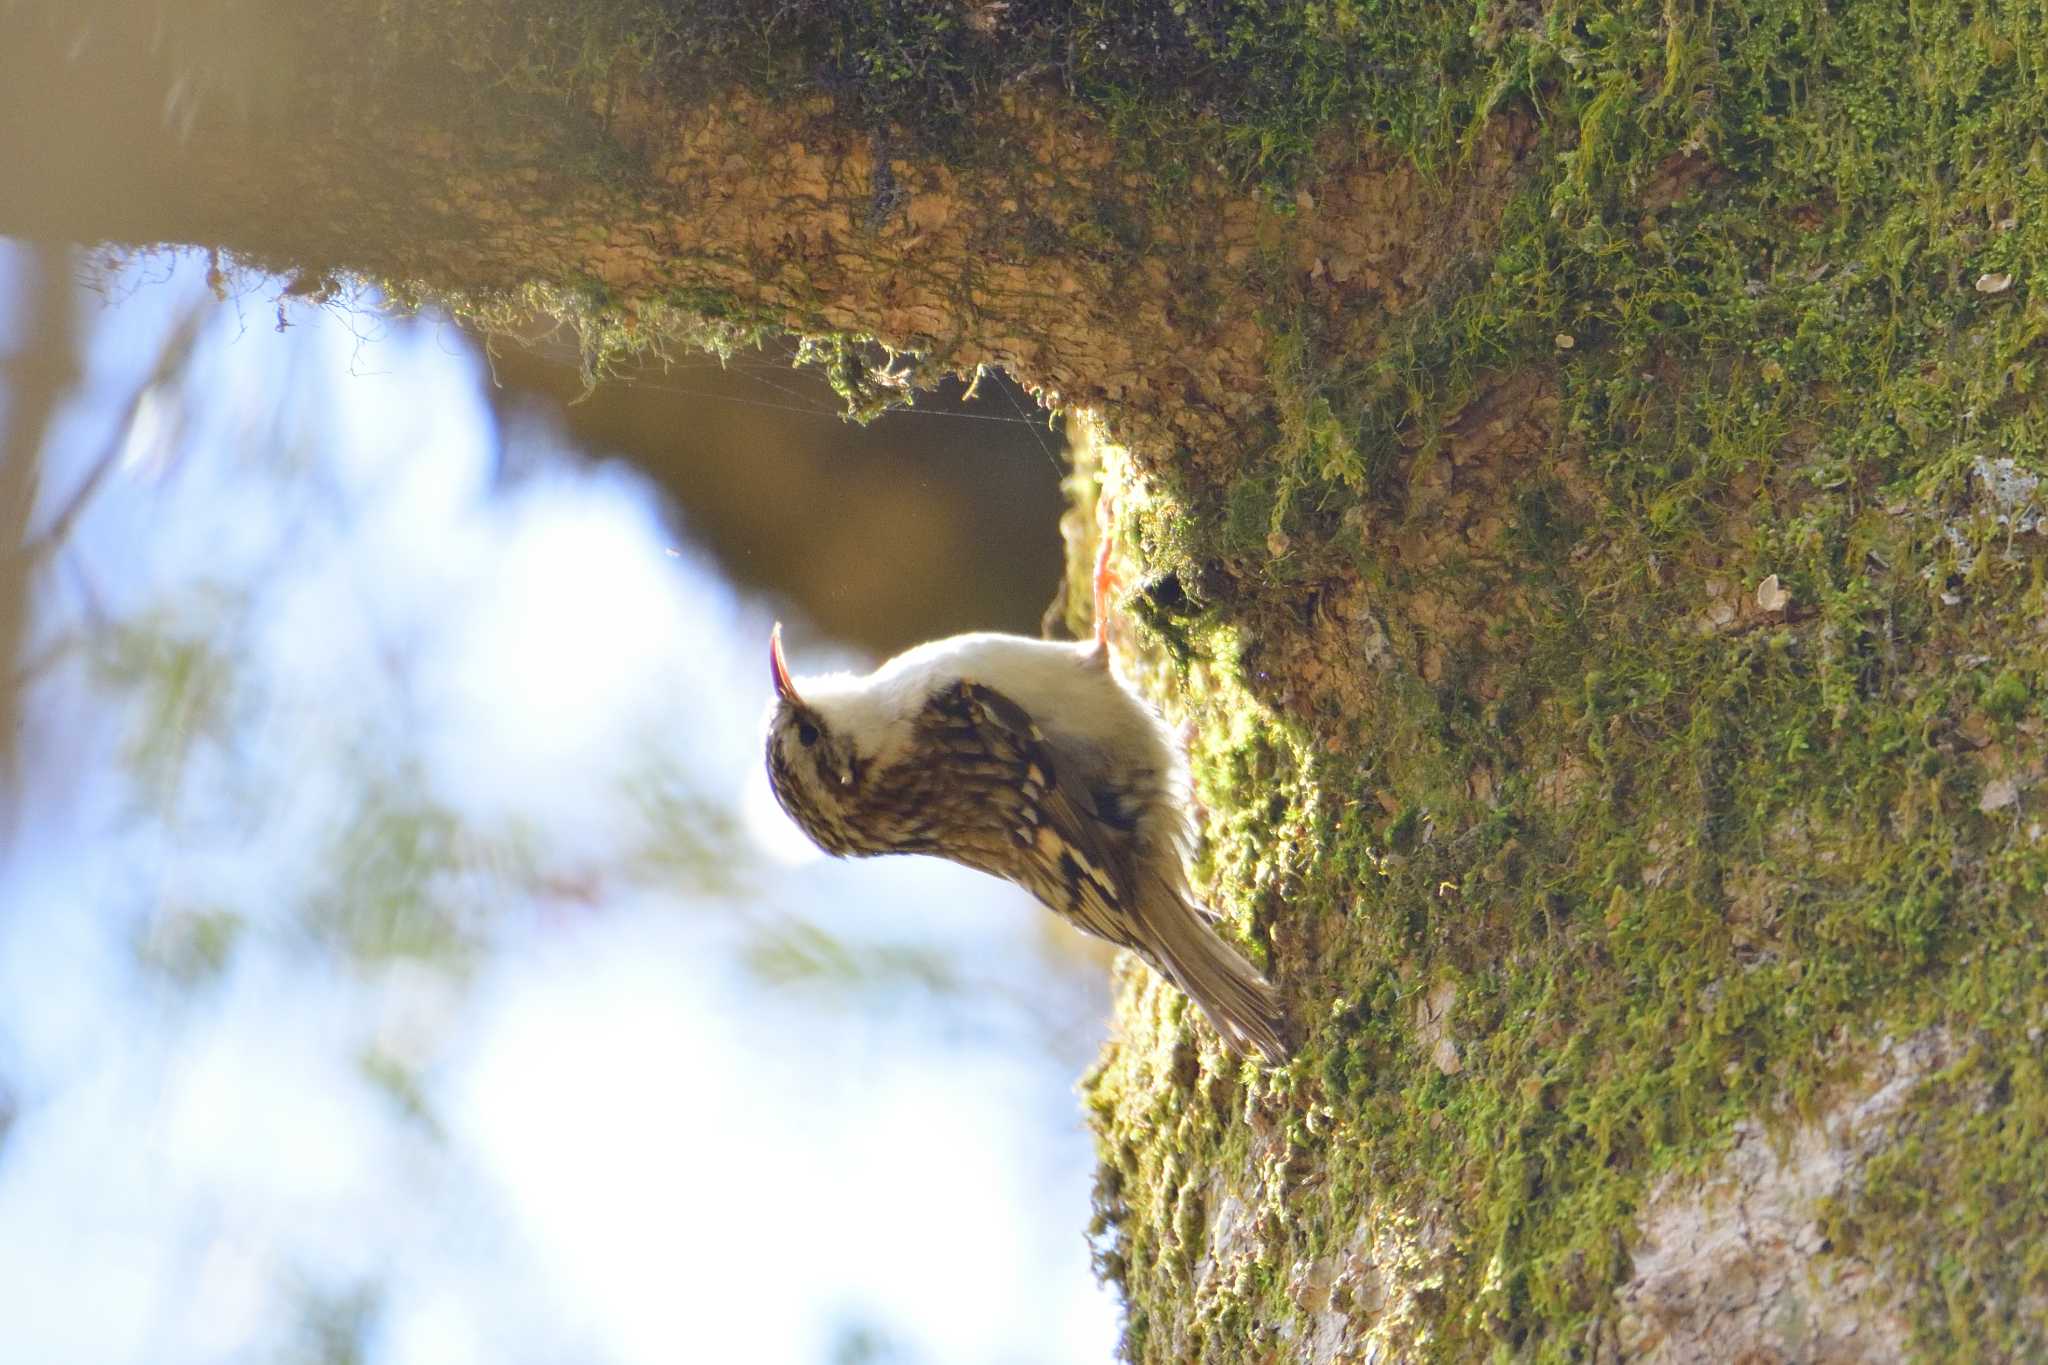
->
[797, 720, 820, 747]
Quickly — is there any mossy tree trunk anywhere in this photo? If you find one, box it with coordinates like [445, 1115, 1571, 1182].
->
[11, 1, 2048, 1358]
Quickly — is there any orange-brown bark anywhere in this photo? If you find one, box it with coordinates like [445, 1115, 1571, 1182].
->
[0, 8, 1531, 465]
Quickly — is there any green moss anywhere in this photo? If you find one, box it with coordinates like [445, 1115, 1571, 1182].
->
[1984, 668, 2032, 722]
[1078, 0, 2048, 1356]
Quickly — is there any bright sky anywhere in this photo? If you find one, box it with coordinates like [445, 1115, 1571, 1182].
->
[0, 247, 1119, 1364]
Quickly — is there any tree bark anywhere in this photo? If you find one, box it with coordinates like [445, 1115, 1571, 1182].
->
[11, 2, 2048, 1359]
[0, 3, 1521, 455]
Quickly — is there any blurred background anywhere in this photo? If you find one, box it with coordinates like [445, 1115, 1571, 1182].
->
[0, 242, 1119, 1364]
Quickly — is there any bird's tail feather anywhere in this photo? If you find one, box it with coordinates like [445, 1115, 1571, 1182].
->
[1135, 868, 1293, 1063]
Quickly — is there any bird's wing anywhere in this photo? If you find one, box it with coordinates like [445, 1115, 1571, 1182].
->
[900, 679, 1145, 953]
[898, 679, 1294, 1062]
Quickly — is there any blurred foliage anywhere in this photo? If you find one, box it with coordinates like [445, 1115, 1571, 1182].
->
[745, 917, 960, 996]
[91, 598, 244, 813]
[624, 776, 746, 897]
[134, 904, 245, 986]
[0, 245, 1108, 1363]
[305, 783, 486, 970]
[280, 1281, 380, 1365]
[828, 1321, 919, 1365]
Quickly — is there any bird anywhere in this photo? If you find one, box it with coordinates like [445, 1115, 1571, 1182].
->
[761, 577, 1293, 1063]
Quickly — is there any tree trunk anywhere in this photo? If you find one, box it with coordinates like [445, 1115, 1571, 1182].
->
[11, 2, 2048, 1358]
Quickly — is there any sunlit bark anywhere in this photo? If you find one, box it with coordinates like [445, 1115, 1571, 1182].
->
[0, 5, 1519, 457]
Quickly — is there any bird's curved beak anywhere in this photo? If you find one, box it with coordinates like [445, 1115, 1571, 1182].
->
[769, 622, 801, 704]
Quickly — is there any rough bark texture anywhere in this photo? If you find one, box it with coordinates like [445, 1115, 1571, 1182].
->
[10, 1, 2048, 1360]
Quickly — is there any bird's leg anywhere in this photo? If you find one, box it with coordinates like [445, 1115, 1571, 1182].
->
[1093, 527, 1116, 649]
[1093, 486, 1122, 650]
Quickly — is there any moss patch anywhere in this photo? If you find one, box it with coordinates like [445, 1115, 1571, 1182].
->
[1070, 0, 2048, 1355]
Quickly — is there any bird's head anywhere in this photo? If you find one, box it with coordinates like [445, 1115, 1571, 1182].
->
[763, 624, 872, 855]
